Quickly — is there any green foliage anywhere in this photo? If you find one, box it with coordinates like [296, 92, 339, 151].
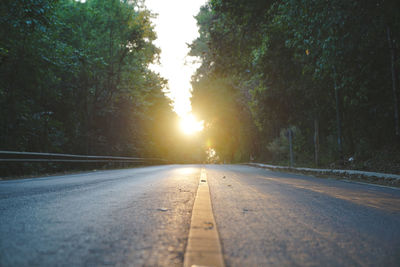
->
[267, 126, 307, 165]
[0, 0, 176, 160]
[191, 0, 400, 170]
[190, 3, 259, 163]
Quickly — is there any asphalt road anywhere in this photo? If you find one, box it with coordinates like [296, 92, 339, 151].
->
[1, 164, 400, 266]
[0, 165, 199, 266]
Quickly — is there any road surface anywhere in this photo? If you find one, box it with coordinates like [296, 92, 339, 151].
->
[1, 164, 400, 266]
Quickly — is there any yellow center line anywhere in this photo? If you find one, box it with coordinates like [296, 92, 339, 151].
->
[183, 168, 225, 267]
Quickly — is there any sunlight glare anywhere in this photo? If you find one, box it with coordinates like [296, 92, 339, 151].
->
[180, 114, 204, 135]
[145, 0, 205, 117]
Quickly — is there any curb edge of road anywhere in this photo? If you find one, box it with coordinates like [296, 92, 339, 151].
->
[246, 163, 400, 188]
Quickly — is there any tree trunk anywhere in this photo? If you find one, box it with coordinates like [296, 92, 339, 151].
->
[333, 66, 344, 164]
[387, 26, 400, 138]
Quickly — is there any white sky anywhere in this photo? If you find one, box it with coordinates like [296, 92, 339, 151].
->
[145, 0, 206, 117]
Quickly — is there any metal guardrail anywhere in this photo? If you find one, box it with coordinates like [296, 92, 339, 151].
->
[0, 151, 166, 164]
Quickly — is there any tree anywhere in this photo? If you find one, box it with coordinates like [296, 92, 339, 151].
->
[189, 3, 258, 162]
[191, 0, 400, 171]
[0, 0, 177, 162]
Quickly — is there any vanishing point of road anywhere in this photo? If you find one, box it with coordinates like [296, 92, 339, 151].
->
[1, 165, 400, 266]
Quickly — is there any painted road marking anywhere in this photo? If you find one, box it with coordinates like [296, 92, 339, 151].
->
[183, 168, 225, 267]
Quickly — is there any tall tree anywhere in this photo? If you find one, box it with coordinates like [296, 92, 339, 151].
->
[191, 0, 400, 171]
[0, 0, 177, 161]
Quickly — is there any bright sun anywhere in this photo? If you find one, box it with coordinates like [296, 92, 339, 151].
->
[180, 114, 204, 135]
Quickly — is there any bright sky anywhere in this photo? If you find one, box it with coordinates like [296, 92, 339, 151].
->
[145, 0, 206, 117]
